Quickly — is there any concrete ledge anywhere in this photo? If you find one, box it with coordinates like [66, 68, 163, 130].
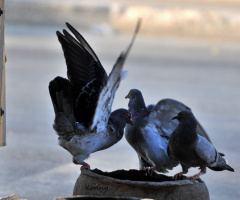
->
[6, 1, 240, 40]
[110, 4, 240, 40]
[6, 1, 110, 27]
[6, 1, 240, 41]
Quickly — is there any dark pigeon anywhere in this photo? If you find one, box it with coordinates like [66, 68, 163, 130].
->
[168, 110, 234, 179]
[125, 89, 212, 174]
[49, 21, 140, 170]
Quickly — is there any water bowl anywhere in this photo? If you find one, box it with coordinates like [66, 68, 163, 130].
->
[73, 169, 209, 200]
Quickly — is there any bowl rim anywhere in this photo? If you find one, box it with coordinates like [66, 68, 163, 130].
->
[81, 169, 202, 188]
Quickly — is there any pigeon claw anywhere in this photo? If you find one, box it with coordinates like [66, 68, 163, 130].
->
[80, 162, 91, 170]
[186, 173, 201, 179]
[144, 166, 156, 176]
[173, 172, 183, 180]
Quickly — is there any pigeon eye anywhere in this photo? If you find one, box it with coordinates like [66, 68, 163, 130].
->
[181, 111, 187, 117]
[126, 113, 130, 118]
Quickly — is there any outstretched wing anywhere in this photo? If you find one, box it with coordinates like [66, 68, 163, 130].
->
[56, 23, 108, 127]
[148, 98, 212, 142]
[91, 19, 141, 132]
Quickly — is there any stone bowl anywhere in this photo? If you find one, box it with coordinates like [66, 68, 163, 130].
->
[73, 169, 209, 200]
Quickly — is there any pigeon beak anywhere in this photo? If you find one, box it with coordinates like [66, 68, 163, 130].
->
[129, 120, 133, 125]
[125, 93, 130, 99]
[172, 115, 178, 120]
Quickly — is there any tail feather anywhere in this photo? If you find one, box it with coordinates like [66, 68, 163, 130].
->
[223, 164, 234, 172]
[218, 155, 234, 172]
[49, 77, 74, 114]
[49, 77, 76, 139]
[209, 154, 234, 172]
[209, 164, 234, 172]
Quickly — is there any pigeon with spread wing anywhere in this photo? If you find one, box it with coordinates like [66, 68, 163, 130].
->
[49, 21, 140, 170]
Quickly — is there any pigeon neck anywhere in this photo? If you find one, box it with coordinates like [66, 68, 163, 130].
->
[109, 115, 125, 140]
[128, 96, 149, 121]
[177, 120, 197, 144]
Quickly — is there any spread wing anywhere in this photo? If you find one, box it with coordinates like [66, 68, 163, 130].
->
[56, 23, 108, 127]
[148, 98, 212, 142]
[91, 19, 141, 132]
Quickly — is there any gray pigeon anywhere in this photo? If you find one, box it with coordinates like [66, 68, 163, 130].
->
[49, 21, 140, 170]
[168, 110, 234, 179]
[125, 89, 212, 174]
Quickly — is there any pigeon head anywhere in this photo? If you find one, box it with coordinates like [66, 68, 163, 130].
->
[172, 110, 194, 120]
[172, 110, 197, 128]
[109, 108, 133, 139]
[125, 89, 149, 121]
[110, 108, 133, 127]
[125, 89, 142, 99]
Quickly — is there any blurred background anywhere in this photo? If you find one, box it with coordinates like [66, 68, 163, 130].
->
[1, 0, 240, 199]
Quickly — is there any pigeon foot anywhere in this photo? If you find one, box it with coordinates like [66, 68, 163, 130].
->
[173, 172, 183, 180]
[144, 166, 156, 176]
[186, 173, 201, 179]
[80, 162, 90, 170]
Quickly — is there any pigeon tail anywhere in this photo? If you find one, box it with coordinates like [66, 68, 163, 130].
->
[213, 155, 234, 172]
[49, 77, 77, 140]
[49, 77, 74, 116]
[221, 164, 234, 172]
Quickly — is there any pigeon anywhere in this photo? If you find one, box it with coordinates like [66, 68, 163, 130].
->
[125, 89, 212, 174]
[49, 21, 140, 170]
[167, 110, 234, 179]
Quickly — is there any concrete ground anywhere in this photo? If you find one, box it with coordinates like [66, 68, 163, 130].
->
[1, 1, 240, 200]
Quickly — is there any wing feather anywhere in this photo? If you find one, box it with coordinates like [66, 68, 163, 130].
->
[91, 19, 141, 132]
[195, 135, 217, 165]
[56, 23, 109, 126]
[149, 98, 212, 142]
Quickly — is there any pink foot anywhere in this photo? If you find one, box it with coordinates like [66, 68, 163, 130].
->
[144, 166, 156, 175]
[173, 172, 183, 180]
[80, 162, 90, 170]
[186, 173, 201, 179]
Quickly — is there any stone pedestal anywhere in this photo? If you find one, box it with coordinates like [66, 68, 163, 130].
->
[73, 169, 209, 200]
